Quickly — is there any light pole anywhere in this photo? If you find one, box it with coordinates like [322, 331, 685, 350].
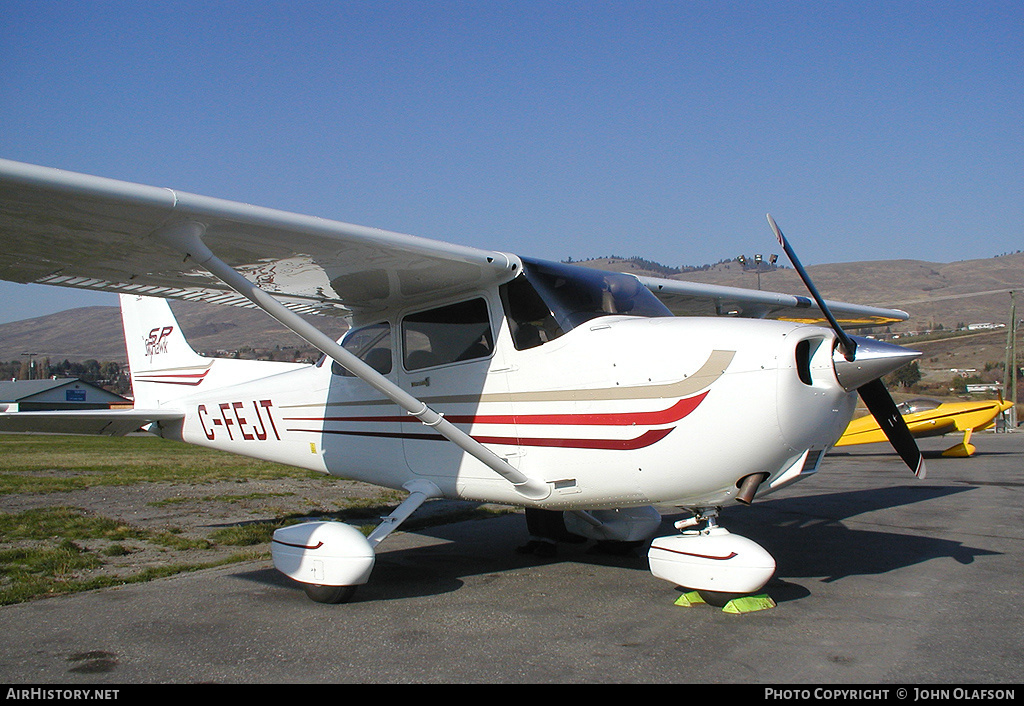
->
[737, 253, 778, 290]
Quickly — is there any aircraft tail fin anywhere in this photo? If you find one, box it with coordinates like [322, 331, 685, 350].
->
[119, 294, 213, 408]
[120, 295, 311, 409]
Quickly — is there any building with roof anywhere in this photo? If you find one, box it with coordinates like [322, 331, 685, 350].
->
[0, 378, 130, 412]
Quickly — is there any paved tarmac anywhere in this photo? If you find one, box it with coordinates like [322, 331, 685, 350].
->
[1, 433, 1021, 685]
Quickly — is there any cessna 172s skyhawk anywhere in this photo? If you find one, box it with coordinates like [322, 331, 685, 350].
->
[0, 159, 925, 605]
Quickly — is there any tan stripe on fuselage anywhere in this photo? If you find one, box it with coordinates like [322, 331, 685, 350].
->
[282, 350, 736, 409]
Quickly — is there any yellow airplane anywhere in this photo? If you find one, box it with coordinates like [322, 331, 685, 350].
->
[836, 396, 1014, 457]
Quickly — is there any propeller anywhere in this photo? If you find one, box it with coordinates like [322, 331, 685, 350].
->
[767, 214, 927, 479]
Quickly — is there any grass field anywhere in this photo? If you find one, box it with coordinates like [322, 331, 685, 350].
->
[0, 433, 319, 494]
[0, 433, 498, 605]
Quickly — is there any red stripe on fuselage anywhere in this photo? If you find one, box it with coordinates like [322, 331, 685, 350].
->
[285, 426, 675, 450]
[135, 369, 211, 386]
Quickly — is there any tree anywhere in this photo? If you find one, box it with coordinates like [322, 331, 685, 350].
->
[99, 361, 121, 382]
[887, 361, 922, 389]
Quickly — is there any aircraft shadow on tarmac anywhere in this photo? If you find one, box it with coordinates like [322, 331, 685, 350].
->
[722, 485, 996, 589]
[232, 483, 995, 605]
[234, 510, 660, 604]
[830, 447, 1019, 459]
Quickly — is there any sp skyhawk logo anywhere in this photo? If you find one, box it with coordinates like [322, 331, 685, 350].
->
[144, 326, 173, 358]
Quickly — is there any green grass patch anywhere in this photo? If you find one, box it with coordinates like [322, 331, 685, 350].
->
[0, 506, 209, 551]
[0, 434, 320, 494]
[0, 433, 515, 605]
[0, 549, 263, 606]
[0, 540, 101, 578]
[0, 506, 230, 605]
[208, 521, 289, 547]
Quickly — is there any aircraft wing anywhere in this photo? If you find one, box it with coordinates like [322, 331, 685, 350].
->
[0, 408, 184, 436]
[0, 159, 520, 317]
[635, 275, 908, 328]
[0, 158, 906, 327]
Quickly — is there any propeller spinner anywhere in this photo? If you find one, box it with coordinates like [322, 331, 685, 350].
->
[767, 214, 927, 479]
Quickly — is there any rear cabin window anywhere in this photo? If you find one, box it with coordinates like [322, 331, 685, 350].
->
[402, 298, 494, 371]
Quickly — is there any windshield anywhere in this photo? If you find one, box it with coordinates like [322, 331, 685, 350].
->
[500, 258, 672, 349]
[897, 398, 941, 415]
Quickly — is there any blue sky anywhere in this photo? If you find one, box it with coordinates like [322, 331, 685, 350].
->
[1, 0, 1021, 323]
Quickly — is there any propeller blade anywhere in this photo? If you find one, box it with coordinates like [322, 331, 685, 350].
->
[767, 214, 926, 478]
[767, 214, 857, 360]
[858, 379, 927, 479]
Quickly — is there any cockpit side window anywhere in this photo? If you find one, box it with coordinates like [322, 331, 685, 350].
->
[897, 398, 941, 415]
[500, 258, 672, 350]
[332, 322, 392, 376]
[499, 274, 564, 350]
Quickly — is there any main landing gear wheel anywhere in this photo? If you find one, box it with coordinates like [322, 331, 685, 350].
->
[302, 583, 357, 604]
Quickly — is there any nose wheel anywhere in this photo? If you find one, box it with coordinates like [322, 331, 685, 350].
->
[303, 583, 357, 605]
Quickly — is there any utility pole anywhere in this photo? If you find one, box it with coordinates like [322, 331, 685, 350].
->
[20, 352, 37, 381]
[1006, 292, 1018, 429]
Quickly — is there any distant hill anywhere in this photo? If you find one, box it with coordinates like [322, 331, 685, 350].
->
[0, 306, 128, 363]
[0, 300, 347, 364]
[1, 253, 1020, 388]
[567, 255, 742, 278]
[578, 252, 1024, 388]
[578, 252, 1024, 334]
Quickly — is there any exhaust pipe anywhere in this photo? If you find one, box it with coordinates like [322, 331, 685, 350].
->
[735, 473, 770, 505]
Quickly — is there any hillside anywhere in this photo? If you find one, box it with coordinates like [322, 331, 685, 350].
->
[581, 252, 1024, 390]
[579, 252, 1024, 335]
[0, 301, 347, 364]
[1, 253, 1020, 391]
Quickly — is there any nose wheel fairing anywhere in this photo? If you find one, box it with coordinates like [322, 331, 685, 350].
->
[647, 508, 775, 594]
[648, 525, 776, 595]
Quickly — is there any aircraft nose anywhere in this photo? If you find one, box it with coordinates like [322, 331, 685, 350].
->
[832, 336, 921, 392]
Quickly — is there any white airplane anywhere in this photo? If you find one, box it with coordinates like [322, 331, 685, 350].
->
[0, 159, 925, 606]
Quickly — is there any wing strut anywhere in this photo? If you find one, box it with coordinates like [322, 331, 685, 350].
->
[155, 221, 551, 501]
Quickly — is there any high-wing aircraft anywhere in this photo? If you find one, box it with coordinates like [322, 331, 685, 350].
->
[836, 396, 1014, 458]
[0, 159, 927, 607]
